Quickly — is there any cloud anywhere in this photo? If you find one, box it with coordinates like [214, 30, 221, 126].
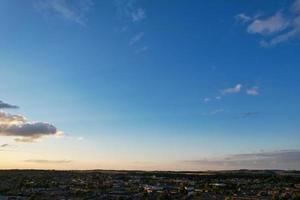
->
[0, 100, 19, 109]
[2, 122, 58, 143]
[129, 32, 144, 45]
[136, 46, 149, 53]
[25, 159, 71, 164]
[0, 112, 26, 124]
[203, 97, 211, 103]
[246, 86, 259, 96]
[183, 150, 300, 170]
[235, 13, 252, 23]
[261, 16, 300, 47]
[34, 0, 94, 25]
[114, 0, 148, 52]
[247, 12, 289, 35]
[0, 104, 61, 142]
[240, 112, 259, 118]
[202, 109, 224, 117]
[0, 144, 9, 148]
[221, 84, 242, 95]
[114, 0, 149, 54]
[0, 143, 16, 151]
[131, 8, 146, 22]
[237, 0, 300, 46]
[209, 109, 224, 116]
[292, 0, 300, 14]
[115, 0, 146, 23]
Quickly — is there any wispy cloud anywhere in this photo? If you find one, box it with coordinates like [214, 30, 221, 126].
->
[247, 12, 289, 35]
[34, 0, 94, 25]
[136, 46, 148, 53]
[235, 13, 252, 24]
[202, 109, 225, 116]
[0, 143, 16, 151]
[209, 109, 224, 116]
[240, 112, 260, 118]
[131, 8, 146, 22]
[0, 144, 9, 148]
[203, 84, 258, 105]
[25, 159, 71, 164]
[114, 0, 148, 52]
[246, 86, 259, 96]
[203, 97, 211, 103]
[261, 16, 300, 47]
[202, 96, 222, 104]
[0, 100, 62, 143]
[63, 134, 84, 141]
[237, 0, 300, 47]
[115, 0, 146, 23]
[183, 150, 300, 170]
[221, 84, 242, 95]
[129, 32, 144, 45]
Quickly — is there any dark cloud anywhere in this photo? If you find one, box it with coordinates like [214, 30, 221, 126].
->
[0, 100, 19, 109]
[0, 122, 58, 143]
[0, 144, 9, 148]
[25, 159, 71, 164]
[183, 150, 300, 170]
[0, 109, 61, 143]
[4, 122, 57, 136]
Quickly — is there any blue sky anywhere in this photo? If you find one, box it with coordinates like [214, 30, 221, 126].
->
[0, 0, 300, 170]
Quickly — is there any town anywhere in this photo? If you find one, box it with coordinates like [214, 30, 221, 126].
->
[0, 170, 299, 199]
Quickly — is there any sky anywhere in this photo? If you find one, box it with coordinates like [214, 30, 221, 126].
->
[0, 0, 300, 171]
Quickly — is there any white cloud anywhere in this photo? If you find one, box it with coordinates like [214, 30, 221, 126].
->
[203, 97, 211, 103]
[261, 16, 300, 47]
[235, 13, 252, 23]
[246, 86, 259, 96]
[129, 32, 144, 45]
[237, 0, 300, 46]
[0, 112, 26, 124]
[216, 96, 222, 100]
[222, 84, 242, 95]
[34, 0, 94, 25]
[247, 12, 289, 35]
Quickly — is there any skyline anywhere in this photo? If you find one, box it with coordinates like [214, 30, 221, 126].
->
[0, 0, 300, 171]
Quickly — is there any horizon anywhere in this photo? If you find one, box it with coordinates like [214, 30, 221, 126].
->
[1, 0, 300, 171]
